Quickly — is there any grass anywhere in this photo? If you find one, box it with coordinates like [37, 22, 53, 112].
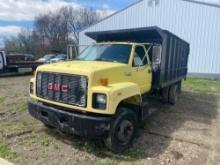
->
[1, 122, 26, 133]
[97, 159, 119, 165]
[0, 143, 17, 160]
[19, 102, 28, 111]
[183, 78, 220, 96]
[41, 136, 55, 147]
[0, 96, 6, 103]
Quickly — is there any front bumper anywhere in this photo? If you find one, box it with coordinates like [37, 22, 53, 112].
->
[28, 100, 112, 138]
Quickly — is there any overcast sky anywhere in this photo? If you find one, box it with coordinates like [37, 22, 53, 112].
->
[0, 0, 220, 47]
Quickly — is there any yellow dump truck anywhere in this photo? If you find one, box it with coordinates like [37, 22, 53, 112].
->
[28, 27, 190, 152]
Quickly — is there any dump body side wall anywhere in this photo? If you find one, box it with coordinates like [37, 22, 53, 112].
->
[157, 33, 190, 89]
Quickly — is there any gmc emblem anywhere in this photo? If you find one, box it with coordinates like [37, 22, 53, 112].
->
[48, 83, 68, 92]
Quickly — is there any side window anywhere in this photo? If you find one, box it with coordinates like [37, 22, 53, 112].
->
[133, 46, 148, 67]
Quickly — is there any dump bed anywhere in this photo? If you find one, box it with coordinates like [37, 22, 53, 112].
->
[86, 26, 190, 89]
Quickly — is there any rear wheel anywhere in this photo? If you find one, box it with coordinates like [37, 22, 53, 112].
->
[168, 83, 180, 105]
[161, 87, 169, 103]
[104, 107, 138, 153]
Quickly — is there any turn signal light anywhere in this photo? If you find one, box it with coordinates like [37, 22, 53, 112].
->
[100, 78, 108, 86]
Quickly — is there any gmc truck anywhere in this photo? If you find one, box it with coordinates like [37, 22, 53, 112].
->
[28, 27, 190, 152]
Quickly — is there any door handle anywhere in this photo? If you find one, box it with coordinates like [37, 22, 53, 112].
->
[148, 69, 152, 73]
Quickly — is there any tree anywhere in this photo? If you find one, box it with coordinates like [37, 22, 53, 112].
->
[4, 28, 33, 53]
[4, 6, 103, 57]
[34, 7, 101, 53]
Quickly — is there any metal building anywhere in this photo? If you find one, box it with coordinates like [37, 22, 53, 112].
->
[79, 0, 220, 78]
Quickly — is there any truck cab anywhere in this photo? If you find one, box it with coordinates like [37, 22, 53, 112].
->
[77, 42, 153, 94]
[28, 27, 189, 152]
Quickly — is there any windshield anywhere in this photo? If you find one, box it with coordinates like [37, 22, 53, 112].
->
[76, 44, 132, 64]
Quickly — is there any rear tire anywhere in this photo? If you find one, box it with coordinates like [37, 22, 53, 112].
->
[161, 87, 169, 103]
[168, 84, 179, 105]
[104, 107, 138, 153]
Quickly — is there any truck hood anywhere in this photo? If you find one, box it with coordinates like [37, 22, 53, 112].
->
[36, 60, 128, 76]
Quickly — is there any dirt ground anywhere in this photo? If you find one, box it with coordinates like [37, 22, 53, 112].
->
[0, 75, 220, 165]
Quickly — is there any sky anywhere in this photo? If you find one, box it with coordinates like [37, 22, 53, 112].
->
[0, 0, 137, 48]
[0, 0, 220, 48]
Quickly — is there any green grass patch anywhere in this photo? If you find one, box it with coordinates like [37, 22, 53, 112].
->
[19, 102, 28, 111]
[0, 143, 17, 160]
[41, 136, 54, 147]
[0, 96, 6, 103]
[0, 122, 30, 136]
[183, 78, 220, 96]
[97, 159, 119, 165]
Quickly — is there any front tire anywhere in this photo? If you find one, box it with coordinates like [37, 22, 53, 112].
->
[104, 107, 138, 153]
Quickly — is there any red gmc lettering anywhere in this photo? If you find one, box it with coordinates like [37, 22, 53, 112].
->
[61, 85, 68, 92]
[54, 84, 61, 91]
[48, 83, 53, 90]
[47, 83, 68, 92]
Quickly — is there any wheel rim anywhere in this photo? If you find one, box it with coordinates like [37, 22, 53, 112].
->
[116, 119, 134, 144]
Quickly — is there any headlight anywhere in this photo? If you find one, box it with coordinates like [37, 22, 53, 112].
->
[93, 93, 107, 110]
[96, 94, 106, 104]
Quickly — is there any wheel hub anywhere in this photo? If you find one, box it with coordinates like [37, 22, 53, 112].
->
[116, 120, 134, 144]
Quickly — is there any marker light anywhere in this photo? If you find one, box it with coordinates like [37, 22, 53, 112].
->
[100, 78, 108, 86]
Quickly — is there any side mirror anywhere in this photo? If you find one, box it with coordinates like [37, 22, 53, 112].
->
[152, 45, 162, 71]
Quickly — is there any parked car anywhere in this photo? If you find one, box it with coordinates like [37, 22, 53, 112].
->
[37, 54, 57, 63]
[49, 54, 67, 63]
[28, 27, 190, 153]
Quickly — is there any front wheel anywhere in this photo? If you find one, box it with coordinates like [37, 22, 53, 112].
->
[104, 107, 138, 153]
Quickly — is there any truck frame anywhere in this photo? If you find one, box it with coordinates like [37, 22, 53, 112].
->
[28, 26, 190, 152]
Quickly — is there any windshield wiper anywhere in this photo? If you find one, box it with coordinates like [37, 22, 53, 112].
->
[95, 58, 119, 63]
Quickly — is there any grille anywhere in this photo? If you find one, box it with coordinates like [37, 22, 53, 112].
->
[36, 72, 87, 107]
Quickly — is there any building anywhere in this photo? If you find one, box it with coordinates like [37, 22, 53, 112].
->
[79, 0, 220, 78]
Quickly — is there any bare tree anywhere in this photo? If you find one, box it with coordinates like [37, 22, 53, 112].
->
[4, 28, 33, 53]
[4, 6, 103, 57]
[65, 7, 101, 43]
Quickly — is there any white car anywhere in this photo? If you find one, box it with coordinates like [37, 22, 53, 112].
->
[49, 54, 67, 63]
[37, 54, 57, 63]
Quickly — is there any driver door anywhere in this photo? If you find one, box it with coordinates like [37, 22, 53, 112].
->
[131, 45, 152, 94]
